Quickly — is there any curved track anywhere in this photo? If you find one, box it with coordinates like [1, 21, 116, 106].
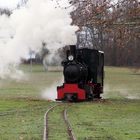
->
[63, 109, 77, 140]
[43, 104, 76, 140]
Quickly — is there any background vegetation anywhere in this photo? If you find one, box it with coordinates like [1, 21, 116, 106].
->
[71, 0, 140, 67]
[1, 0, 139, 67]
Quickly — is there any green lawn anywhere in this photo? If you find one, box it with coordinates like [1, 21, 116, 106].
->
[0, 65, 140, 140]
[104, 67, 140, 99]
[68, 100, 140, 140]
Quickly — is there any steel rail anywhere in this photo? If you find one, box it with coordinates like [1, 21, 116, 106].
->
[63, 109, 77, 140]
[43, 104, 77, 140]
[43, 104, 60, 140]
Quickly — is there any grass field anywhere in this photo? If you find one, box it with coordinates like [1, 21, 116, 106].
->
[0, 64, 140, 140]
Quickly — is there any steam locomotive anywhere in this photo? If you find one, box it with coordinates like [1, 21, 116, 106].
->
[56, 45, 104, 101]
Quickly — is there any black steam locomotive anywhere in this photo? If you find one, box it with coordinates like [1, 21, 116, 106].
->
[56, 45, 104, 101]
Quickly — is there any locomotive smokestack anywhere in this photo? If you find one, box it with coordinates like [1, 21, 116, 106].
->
[69, 45, 76, 59]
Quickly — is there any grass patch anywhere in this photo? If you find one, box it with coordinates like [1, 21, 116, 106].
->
[0, 64, 62, 99]
[68, 100, 140, 140]
[0, 99, 56, 140]
[48, 105, 69, 140]
[104, 67, 140, 99]
[0, 65, 140, 140]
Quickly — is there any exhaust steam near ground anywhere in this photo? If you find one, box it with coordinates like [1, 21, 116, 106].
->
[103, 84, 140, 100]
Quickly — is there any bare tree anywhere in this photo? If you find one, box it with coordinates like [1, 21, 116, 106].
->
[70, 0, 140, 67]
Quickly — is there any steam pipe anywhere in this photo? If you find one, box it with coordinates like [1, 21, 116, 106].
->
[69, 45, 76, 59]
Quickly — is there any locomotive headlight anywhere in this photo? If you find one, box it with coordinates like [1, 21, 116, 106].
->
[68, 55, 74, 61]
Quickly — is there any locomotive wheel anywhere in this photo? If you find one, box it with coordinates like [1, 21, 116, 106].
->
[94, 94, 101, 99]
[87, 94, 94, 101]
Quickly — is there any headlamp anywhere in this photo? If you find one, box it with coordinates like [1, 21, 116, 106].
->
[68, 55, 74, 61]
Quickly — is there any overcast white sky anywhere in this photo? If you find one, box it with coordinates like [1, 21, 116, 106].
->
[0, 0, 20, 8]
[0, 0, 121, 9]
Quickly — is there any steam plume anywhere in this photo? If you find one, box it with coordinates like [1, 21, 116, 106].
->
[41, 78, 63, 101]
[103, 84, 140, 99]
[0, 0, 78, 79]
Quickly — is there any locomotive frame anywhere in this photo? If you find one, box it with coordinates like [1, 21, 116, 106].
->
[56, 45, 104, 101]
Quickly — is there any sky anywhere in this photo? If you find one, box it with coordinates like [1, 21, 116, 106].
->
[0, 0, 20, 8]
[0, 0, 120, 9]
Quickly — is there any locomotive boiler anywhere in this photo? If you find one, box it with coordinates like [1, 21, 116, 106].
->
[56, 45, 104, 101]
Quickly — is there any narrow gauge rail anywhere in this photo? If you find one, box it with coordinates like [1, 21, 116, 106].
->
[63, 109, 77, 140]
[43, 104, 76, 140]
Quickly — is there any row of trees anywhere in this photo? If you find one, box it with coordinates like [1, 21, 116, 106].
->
[70, 0, 140, 67]
[0, 0, 28, 16]
[0, 8, 11, 16]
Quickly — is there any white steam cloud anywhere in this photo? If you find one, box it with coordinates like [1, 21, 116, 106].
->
[0, 0, 78, 79]
[103, 84, 140, 99]
[41, 78, 63, 101]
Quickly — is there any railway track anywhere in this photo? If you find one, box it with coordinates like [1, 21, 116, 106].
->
[43, 104, 76, 140]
